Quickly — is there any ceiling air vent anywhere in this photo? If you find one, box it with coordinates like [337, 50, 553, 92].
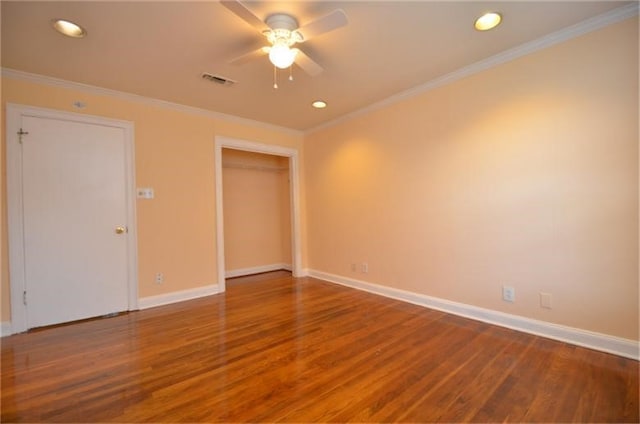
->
[201, 72, 236, 87]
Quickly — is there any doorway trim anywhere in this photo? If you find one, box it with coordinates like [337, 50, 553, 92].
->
[214, 136, 302, 292]
[6, 103, 138, 334]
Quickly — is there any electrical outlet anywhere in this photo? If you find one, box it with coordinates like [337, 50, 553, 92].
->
[155, 273, 164, 284]
[540, 292, 552, 309]
[502, 286, 515, 302]
[351, 263, 357, 272]
[137, 187, 155, 199]
[362, 262, 368, 273]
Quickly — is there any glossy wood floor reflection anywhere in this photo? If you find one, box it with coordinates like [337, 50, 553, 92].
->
[2, 271, 638, 423]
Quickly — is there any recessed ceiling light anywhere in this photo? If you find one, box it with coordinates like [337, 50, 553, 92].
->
[474, 12, 502, 31]
[312, 100, 327, 109]
[52, 19, 87, 38]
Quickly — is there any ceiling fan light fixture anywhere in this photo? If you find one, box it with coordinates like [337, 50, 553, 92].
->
[474, 12, 502, 31]
[269, 40, 297, 69]
[51, 18, 86, 38]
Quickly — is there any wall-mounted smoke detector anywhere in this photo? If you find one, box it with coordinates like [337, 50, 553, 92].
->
[201, 73, 236, 87]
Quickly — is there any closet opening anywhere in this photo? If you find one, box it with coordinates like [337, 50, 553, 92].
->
[214, 137, 302, 292]
[222, 148, 291, 278]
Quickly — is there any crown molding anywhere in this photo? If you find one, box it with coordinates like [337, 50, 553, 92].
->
[0, 68, 304, 137]
[306, 3, 639, 135]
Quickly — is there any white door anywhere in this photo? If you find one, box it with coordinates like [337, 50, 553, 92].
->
[19, 114, 131, 328]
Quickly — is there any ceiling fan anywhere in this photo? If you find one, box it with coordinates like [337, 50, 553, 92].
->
[220, 0, 348, 84]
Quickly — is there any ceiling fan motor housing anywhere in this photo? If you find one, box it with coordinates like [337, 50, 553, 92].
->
[264, 14, 303, 46]
[265, 13, 298, 31]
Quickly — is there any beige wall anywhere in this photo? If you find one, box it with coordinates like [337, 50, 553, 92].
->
[222, 149, 291, 271]
[305, 18, 639, 340]
[0, 76, 304, 322]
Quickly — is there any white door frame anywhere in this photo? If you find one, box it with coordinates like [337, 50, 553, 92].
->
[214, 136, 302, 292]
[6, 103, 138, 333]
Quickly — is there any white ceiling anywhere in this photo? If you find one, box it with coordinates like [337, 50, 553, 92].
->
[1, 1, 633, 131]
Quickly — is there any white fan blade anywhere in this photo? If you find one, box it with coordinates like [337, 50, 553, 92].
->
[293, 49, 323, 76]
[296, 9, 348, 41]
[229, 46, 269, 65]
[220, 0, 269, 32]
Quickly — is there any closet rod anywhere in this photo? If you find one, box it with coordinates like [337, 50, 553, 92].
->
[222, 162, 288, 172]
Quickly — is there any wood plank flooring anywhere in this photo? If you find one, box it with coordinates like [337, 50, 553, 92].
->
[1, 271, 638, 422]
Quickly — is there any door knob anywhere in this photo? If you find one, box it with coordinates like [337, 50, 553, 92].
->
[115, 226, 127, 234]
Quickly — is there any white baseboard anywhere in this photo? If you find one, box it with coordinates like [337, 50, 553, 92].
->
[225, 263, 292, 279]
[308, 270, 639, 360]
[1, 321, 13, 337]
[2, 285, 221, 333]
[138, 284, 221, 310]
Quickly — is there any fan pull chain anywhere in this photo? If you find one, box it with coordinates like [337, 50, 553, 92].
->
[289, 66, 293, 82]
[273, 66, 278, 89]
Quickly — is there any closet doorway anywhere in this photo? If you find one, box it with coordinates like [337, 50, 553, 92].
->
[214, 137, 302, 291]
[222, 148, 291, 277]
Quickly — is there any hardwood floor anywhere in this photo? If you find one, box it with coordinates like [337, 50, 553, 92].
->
[1, 271, 638, 422]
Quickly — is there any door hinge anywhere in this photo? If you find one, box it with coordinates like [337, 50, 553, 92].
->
[17, 128, 29, 144]
[23, 291, 27, 305]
